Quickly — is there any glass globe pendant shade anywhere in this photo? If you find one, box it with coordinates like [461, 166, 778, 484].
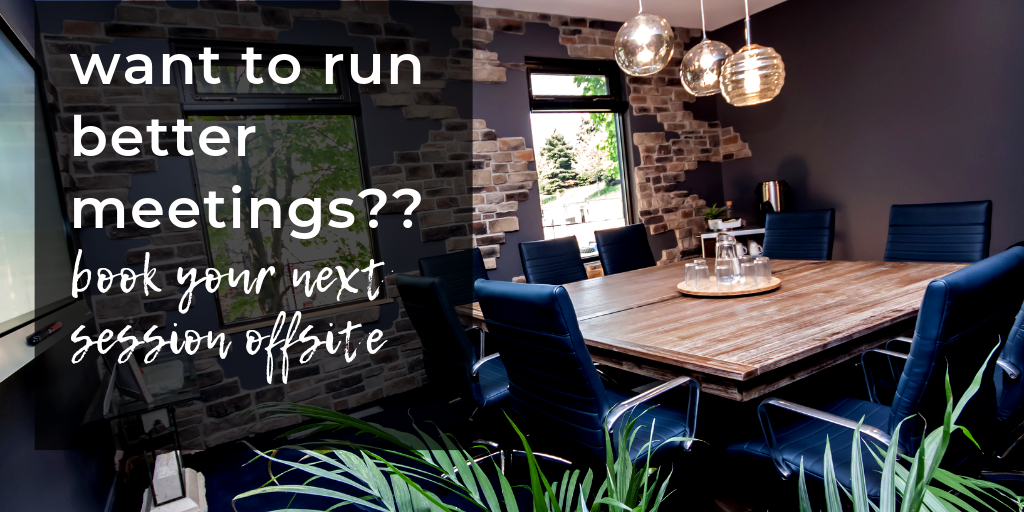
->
[614, 13, 676, 76]
[720, 44, 785, 106]
[680, 38, 733, 96]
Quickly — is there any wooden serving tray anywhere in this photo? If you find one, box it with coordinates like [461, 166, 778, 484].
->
[677, 276, 781, 297]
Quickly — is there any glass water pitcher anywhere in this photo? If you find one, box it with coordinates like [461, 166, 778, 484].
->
[715, 233, 741, 285]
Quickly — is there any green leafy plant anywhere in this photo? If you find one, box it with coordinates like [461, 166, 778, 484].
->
[573, 77, 620, 187]
[703, 204, 726, 220]
[234, 403, 689, 512]
[234, 351, 1023, 512]
[797, 347, 1023, 512]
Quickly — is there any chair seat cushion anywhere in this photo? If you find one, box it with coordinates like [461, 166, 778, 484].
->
[726, 398, 892, 497]
[605, 388, 691, 463]
[472, 357, 510, 408]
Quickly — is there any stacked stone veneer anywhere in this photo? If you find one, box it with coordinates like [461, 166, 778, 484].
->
[469, 120, 536, 269]
[42, 0, 492, 449]
[466, 7, 752, 264]
[366, 117, 536, 271]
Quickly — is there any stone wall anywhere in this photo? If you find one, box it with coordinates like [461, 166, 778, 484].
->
[466, 6, 752, 264]
[470, 120, 536, 269]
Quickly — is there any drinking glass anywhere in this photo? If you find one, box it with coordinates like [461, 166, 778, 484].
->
[684, 262, 697, 289]
[715, 262, 735, 292]
[694, 261, 711, 290]
[740, 261, 757, 289]
[755, 256, 771, 286]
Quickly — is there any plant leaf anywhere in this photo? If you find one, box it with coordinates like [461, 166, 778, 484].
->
[823, 437, 844, 512]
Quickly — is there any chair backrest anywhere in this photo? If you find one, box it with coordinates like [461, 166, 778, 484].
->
[395, 275, 477, 400]
[994, 297, 1024, 445]
[595, 224, 656, 276]
[519, 236, 588, 285]
[761, 209, 835, 260]
[884, 200, 992, 263]
[418, 248, 488, 305]
[475, 279, 611, 461]
[890, 247, 1024, 453]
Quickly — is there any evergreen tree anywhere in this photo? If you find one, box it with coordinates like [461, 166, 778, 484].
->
[539, 131, 581, 195]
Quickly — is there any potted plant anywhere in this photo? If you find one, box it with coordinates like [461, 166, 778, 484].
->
[704, 203, 727, 231]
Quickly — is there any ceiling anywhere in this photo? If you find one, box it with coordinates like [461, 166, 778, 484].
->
[468, 0, 787, 31]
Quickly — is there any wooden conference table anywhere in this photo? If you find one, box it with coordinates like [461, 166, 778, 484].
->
[455, 259, 966, 402]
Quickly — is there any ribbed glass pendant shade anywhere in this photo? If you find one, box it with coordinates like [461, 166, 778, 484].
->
[720, 44, 785, 106]
[614, 13, 676, 76]
[681, 39, 733, 96]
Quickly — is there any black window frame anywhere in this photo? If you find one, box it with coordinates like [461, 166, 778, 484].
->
[527, 57, 628, 113]
[171, 40, 382, 330]
[526, 57, 637, 261]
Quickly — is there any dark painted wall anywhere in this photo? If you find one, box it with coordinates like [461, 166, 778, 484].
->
[0, 332, 115, 512]
[712, 0, 1024, 260]
[477, 22, 725, 279]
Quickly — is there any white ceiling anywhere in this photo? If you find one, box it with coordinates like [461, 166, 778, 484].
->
[470, 0, 787, 31]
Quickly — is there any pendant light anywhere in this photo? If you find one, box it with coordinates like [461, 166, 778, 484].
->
[720, 0, 785, 106]
[681, 0, 733, 96]
[614, 0, 676, 77]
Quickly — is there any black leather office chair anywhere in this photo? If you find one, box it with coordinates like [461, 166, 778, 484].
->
[395, 275, 508, 410]
[727, 247, 1024, 497]
[992, 299, 1024, 461]
[761, 209, 835, 260]
[418, 248, 488, 306]
[595, 224, 656, 276]
[884, 200, 992, 263]
[475, 279, 699, 464]
[519, 236, 588, 285]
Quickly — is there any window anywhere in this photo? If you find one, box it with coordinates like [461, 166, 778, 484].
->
[174, 42, 377, 327]
[527, 58, 631, 259]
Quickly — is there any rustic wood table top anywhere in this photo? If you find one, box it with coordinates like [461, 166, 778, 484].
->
[455, 259, 967, 401]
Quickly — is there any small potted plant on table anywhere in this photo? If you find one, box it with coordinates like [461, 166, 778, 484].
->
[704, 203, 727, 231]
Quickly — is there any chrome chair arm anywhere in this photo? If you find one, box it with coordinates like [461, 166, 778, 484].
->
[992, 335, 1019, 380]
[604, 376, 700, 450]
[861, 347, 910, 404]
[997, 358, 1021, 380]
[471, 352, 501, 377]
[997, 423, 1024, 460]
[885, 336, 914, 351]
[758, 397, 892, 480]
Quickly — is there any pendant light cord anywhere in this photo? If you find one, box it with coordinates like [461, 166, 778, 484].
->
[700, 0, 707, 39]
[638, 0, 643, 14]
[744, 0, 752, 46]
